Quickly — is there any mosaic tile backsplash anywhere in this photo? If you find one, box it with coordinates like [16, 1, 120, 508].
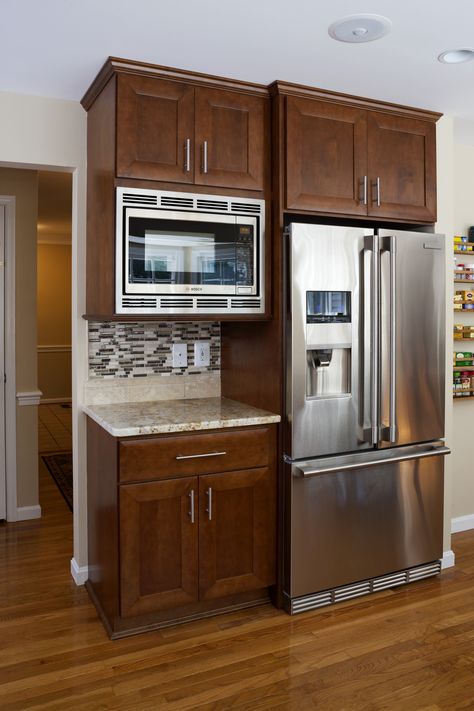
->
[88, 321, 220, 379]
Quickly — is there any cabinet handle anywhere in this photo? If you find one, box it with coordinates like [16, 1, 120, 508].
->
[373, 177, 381, 207]
[360, 175, 368, 205]
[202, 140, 208, 174]
[176, 451, 226, 460]
[206, 487, 213, 521]
[184, 138, 191, 172]
[188, 489, 195, 523]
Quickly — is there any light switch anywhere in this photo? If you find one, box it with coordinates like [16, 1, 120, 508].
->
[172, 343, 188, 368]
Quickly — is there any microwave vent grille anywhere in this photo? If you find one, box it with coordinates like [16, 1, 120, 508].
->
[122, 193, 158, 206]
[196, 199, 228, 212]
[159, 298, 194, 308]
[122, 297, 157, 308]
[160, 196, 194, 209]
[196, 298, 228, 308]
[231, 298, 262, 309]
[231, 202, 261, 214]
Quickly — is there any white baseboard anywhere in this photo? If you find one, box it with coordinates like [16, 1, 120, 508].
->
[70, 557, 88, 586]
[16, 505, 42, 520]
[451, 514, 474, 533]
[441, 549, 455, 569]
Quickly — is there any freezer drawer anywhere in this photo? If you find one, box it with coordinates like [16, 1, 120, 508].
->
[286, 443, 447, 599]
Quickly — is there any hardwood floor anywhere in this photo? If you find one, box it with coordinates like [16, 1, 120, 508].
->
[1, 466, 474, 710]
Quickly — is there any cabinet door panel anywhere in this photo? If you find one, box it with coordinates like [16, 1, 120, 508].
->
[116, 75, 194, 182]
[286, 97, 368, 215]
[195, 88, 266, 190]
[367, 112, 436, 221]
[199, 467, 276, 600]
[120, 477, 198, 617]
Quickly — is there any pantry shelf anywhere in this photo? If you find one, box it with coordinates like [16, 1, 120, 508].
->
[454, 250, 474, 255]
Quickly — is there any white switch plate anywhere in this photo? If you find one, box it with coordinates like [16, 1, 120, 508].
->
[172, 343, 188, 368]
[194, 341, 210, 367]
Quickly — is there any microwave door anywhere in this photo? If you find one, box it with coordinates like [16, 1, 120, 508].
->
[123, 208, 240, 296]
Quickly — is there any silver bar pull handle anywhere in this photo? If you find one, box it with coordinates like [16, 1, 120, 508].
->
[362, 235, 379, 445]
[206, 487, 213, 521]
[360, 175, 368, 205]
[176, 451, 226, 461]
[296, 445, 451, 478]
[184, 138, 191, 172]
[380, 235, 397, 443]
[373, 177, 381, 207]
[188, 489, 195, 524]
[202, 140, 208, 174]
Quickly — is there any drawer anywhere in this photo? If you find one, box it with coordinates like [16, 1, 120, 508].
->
[119, 426, 275, 483]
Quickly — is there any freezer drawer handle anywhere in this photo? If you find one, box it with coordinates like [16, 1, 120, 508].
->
[295, 445, 451, 478]
[176, 451, 226, 460]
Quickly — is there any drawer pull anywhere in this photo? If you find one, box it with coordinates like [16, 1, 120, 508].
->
[188, 489, 195, 524]
[175, 451, 227, 461]
[206, 487, 213, 521]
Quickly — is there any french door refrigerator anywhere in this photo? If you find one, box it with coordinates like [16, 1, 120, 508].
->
[284, 224, 449, 614]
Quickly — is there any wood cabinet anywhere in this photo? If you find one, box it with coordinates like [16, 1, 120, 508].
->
[86, 418, 277, 637]
[279, 87, 440, 223]
[116, 75, 266, 191]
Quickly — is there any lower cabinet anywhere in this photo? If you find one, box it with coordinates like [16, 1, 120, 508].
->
[86, 419, 277, 637]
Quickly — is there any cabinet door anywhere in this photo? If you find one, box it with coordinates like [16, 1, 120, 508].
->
[116, 74, 194, 183]
[367, 112, 436, 221]
[194, 88, 266, 190]
[119, 477, 198, 617]
[198, 467, 276, 600]
[286, 97, 368, 215]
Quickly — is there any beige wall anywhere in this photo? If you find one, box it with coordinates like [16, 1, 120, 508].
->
[0, 90, 87, 579]
[0, 167, 39, 508]
[37, 243, 72, 400]
[451, 140, 474, 521]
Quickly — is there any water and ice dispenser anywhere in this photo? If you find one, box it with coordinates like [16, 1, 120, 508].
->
[305, 291, 352, 399]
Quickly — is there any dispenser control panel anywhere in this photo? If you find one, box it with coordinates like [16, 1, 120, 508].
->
[306, 291, 351, 324]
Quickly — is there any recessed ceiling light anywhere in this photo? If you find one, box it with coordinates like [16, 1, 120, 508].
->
[438, 49, 474, 64]
[328, 14, 392, 44]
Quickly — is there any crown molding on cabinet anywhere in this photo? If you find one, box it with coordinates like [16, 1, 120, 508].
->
[81, 56, 269, 110]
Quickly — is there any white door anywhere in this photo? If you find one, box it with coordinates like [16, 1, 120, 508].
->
[0, 205, 5, 519]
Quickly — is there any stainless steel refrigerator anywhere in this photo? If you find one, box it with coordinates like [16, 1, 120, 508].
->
[283, 224, 449, 614]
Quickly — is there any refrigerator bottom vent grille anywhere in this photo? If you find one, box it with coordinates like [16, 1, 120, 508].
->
[289, 560, 441, 615]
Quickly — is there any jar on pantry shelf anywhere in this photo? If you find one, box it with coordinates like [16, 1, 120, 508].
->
[454, 371, 462, 397]
[462, 371, 472, 396]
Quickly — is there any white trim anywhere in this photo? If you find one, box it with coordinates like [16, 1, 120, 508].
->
[17, 504, 41, 521]
[40, 397, 71, 405]
[1, 197, 16, 522]
[70, 557, 88, 586]
[16, 390, 42, 406]
[441, 549, 455, 569]
[451, 514, 474, 533]
[37, 344, 71, 353]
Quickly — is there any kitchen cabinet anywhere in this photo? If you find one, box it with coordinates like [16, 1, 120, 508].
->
[86, 418, 277, 637]
[281, 89, 439, 223]
[116, 74, 267, 190]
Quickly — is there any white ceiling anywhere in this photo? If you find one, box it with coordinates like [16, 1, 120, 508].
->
[3, 0, 474, 120]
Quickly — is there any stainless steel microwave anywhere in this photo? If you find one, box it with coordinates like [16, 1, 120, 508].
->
[115, 187, 265, 315]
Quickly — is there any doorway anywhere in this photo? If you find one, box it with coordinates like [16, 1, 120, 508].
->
[37, 170, 73, 512]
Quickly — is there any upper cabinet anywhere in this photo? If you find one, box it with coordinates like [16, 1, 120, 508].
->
[277, 83, 440, 224]
[103, 68, 267, 192]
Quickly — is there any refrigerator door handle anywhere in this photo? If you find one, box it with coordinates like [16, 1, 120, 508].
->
[294, 444, 450, 478]
[380, 235, 397, 443]
[363, 235, 379, 444]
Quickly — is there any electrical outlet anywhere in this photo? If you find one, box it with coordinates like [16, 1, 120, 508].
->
[172, 343, 188, 368]
[194, 341, 210, 367]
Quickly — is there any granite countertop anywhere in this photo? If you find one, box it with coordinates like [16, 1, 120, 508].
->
[83, 397, 281, 437]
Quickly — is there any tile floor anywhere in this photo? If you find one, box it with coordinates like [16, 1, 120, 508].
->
[38, 403, 72, 453]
